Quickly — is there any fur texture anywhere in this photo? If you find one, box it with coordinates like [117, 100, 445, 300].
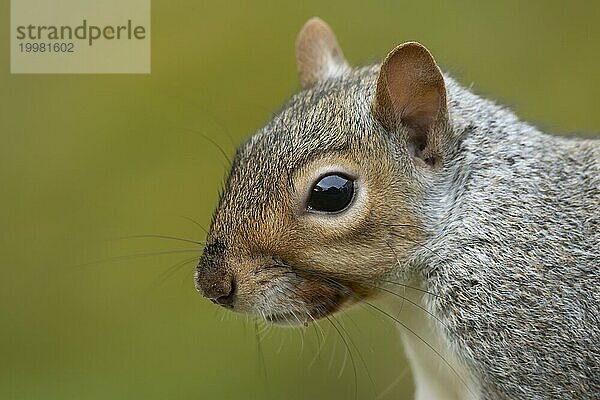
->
[417, 76, 600, 399]
[195, 23, 599, 399]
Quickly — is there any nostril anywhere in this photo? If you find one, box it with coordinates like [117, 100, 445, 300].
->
[212, 278, 236, 308]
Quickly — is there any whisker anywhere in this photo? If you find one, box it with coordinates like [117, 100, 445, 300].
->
[180, 264, 196, 289]
[272, 263, 442, 340]
[326, 315, 358, 400]
[260, 260, 466, 396]
[174, 126, 233, 167]
[182, 216, 210, 237]
[117, 234, 204, 245]
[363, 300, 475, 398]
[387, 227, 447, 264]
[334, 315, 377, 398]
[277, 329, 286, 354]
[375, 365, 409, 400]
[75, 248, 204, 269]
[371, 285, 449, 331]
[327, 324, 338, 372]
[273, 263, 441, 299]
[272, 262, 447, 335]
[153, 256, 198, 287]
[298, 320, 306, 354]
[254, 320, 270, 398]
[256, 317, 272, 337]
[307, 312, 327, 368]
[383, 242, 442, 299]
[377, 278, 441, 298]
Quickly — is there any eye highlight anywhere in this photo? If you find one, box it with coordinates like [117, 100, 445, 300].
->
[307, 174, 355, 213]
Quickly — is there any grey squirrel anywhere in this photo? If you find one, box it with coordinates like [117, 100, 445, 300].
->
[194, 17, 600, 399]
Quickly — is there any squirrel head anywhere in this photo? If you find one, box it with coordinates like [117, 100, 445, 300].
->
[195, 17, 452, 325]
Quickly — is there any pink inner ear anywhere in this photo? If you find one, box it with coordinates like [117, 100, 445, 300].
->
[373, 42, 448, 165]
[399, 88, 442, 132]
[383, 47, 444, 133]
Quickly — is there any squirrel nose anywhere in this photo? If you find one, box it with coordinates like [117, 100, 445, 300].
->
[206, 278, 236, 308]
[195, 240, 237, 308]
[195, 263, 236, 308]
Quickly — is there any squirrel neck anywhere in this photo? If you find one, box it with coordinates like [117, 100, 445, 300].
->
[416, 74, 597, 261]
[400, 75, 599, 399]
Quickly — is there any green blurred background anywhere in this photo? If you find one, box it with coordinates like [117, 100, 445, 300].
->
[1, 1, 599, 399]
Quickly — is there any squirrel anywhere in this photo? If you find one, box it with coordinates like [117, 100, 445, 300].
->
[194, 17, 600, 400]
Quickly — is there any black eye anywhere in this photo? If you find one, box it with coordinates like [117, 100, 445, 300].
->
[307, 174, 355, 213]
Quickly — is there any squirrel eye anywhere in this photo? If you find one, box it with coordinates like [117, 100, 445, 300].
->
[307, 174, 354, 213]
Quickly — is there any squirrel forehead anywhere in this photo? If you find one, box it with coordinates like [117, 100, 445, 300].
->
[237, 65, 379, 170]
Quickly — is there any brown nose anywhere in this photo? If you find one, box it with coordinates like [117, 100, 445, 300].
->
[204, 278, 236, 308]
[195, 264, 236, 308]
[195, 240, 237, 308]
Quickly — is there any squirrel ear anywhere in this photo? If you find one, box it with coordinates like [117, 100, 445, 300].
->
[372, 42, 447, 166]
[295, 17, 350, 88]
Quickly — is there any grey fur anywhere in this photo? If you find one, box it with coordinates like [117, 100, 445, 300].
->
[211, 63, 599, 399]
[418, 76, 600, 399]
